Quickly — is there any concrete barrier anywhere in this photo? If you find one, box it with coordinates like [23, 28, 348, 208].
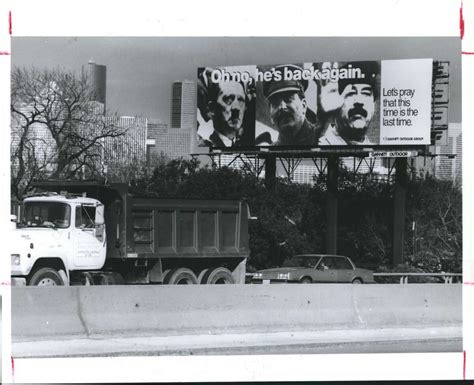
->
[12, 287, 87, 339]
[11, 284, 462, 341]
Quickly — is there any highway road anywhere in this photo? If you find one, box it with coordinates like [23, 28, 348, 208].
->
[13, 326, 462, 358]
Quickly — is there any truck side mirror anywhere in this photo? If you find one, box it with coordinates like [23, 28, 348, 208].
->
[247, 205, 258, 220]
[94, 204, 105, 226]
[94, 204, 105, 242]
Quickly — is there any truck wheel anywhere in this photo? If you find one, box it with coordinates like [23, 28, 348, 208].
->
[28, 267, 64, 286]
[97, 272, 124, 285]
[165, 268, 198, 285]
[58, 270, 69, 286]
[201, 267, 235, 284]
[197, 268, 210, 284]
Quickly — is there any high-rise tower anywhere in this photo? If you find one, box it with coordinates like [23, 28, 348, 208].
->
[171, 80, 196, 129]
[87, 60, 107, 109]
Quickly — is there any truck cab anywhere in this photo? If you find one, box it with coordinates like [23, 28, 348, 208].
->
[11, 192, 106, 286]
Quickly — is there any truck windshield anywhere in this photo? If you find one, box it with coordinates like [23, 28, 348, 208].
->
[22, 202, 71, 229]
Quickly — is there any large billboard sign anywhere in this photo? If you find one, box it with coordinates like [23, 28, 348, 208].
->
[196, 59, 433, 149]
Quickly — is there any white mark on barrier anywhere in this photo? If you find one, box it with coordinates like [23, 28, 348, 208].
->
[352, 291, 364, 326]
[76, 288, 91, 337]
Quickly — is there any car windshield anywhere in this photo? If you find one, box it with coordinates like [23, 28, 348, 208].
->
[21, 202, 71, 229]
[283, 256, 321, 268]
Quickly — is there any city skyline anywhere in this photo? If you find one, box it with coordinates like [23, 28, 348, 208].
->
[11, 37, 462, 126]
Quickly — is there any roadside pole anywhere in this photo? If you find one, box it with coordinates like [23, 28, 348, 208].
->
[392, 157, 408, 266]
[326, 156, 338, 254]
[264, 155, 276, 188]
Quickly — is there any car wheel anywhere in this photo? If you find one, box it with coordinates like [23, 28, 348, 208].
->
[300, 277, 312, 284]
[352, 278, 363, 284]
[28, 267, 64, 286]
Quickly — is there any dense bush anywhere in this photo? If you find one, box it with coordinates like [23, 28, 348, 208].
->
[110, 158, 462, 273]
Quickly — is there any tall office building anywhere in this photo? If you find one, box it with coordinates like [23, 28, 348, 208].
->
[147, 119, 191, 160]
[433, 123, 462, 184]
[291, 164, 318, 185]
[86, 60, 107, 109]
[171, 80, 196, 130]
[168, 80, 196, 156]
[103, 116, 148, 173]
[11, 59, 108, 177]
[11, 103, 57, 174]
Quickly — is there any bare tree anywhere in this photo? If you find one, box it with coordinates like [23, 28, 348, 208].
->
[11, 66, 126, 199]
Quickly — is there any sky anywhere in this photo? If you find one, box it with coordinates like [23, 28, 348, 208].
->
[11, 37, 462, 126]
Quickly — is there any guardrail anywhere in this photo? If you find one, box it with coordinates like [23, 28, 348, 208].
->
[245, 272, 463, 284]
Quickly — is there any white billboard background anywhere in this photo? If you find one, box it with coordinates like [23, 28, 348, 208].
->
[380, 58, 433, 145]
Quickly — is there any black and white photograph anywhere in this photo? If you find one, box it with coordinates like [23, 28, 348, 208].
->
[256, 62, 319, 147]
[317, 60, 380, 146]
[198, 58, 434, 149]
[1, 0, 473, 383]
[197, 65, 256, 148]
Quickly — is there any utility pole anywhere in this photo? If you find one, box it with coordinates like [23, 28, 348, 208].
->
[393, 157, 408, 266]
[326, 156, 339, 254]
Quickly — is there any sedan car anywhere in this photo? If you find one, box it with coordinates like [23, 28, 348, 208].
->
[251, 254, 375, 284]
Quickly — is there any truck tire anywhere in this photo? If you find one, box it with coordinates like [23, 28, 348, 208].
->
[58, 270, 69, 286]
[96, 272, 124, 285]
[201, 267, 235, 284]
[28, 267, 65, 286]
[165, 268, 198, 285]
[197, 268, 210, 284]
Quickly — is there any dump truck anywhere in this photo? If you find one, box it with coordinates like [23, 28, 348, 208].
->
[10, 181, 251, 286]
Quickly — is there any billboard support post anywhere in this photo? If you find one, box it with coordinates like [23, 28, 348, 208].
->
[326, 156, 339, 254]
[393, 157, 408, 266]
[264, 155, 276, 188]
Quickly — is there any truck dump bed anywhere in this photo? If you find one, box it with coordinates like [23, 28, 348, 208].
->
[127, 198, 249, 259]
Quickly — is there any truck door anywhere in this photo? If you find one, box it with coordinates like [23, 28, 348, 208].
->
[72, 204, 106, 269]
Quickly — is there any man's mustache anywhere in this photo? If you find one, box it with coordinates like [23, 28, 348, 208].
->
[275, 110, 293, 122]
[348, 106, 367, 119]
[228, 110, 242, 122]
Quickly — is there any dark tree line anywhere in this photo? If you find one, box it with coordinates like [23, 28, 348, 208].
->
[106, 157, 462, 274]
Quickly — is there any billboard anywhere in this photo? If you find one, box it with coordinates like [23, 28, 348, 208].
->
[196, 59, 433, 149]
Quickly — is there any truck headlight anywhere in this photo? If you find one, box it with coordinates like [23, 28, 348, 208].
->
[11, 254, 21, 265]
[253, 272, 263, 279]
[278, 273, 289, 280]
